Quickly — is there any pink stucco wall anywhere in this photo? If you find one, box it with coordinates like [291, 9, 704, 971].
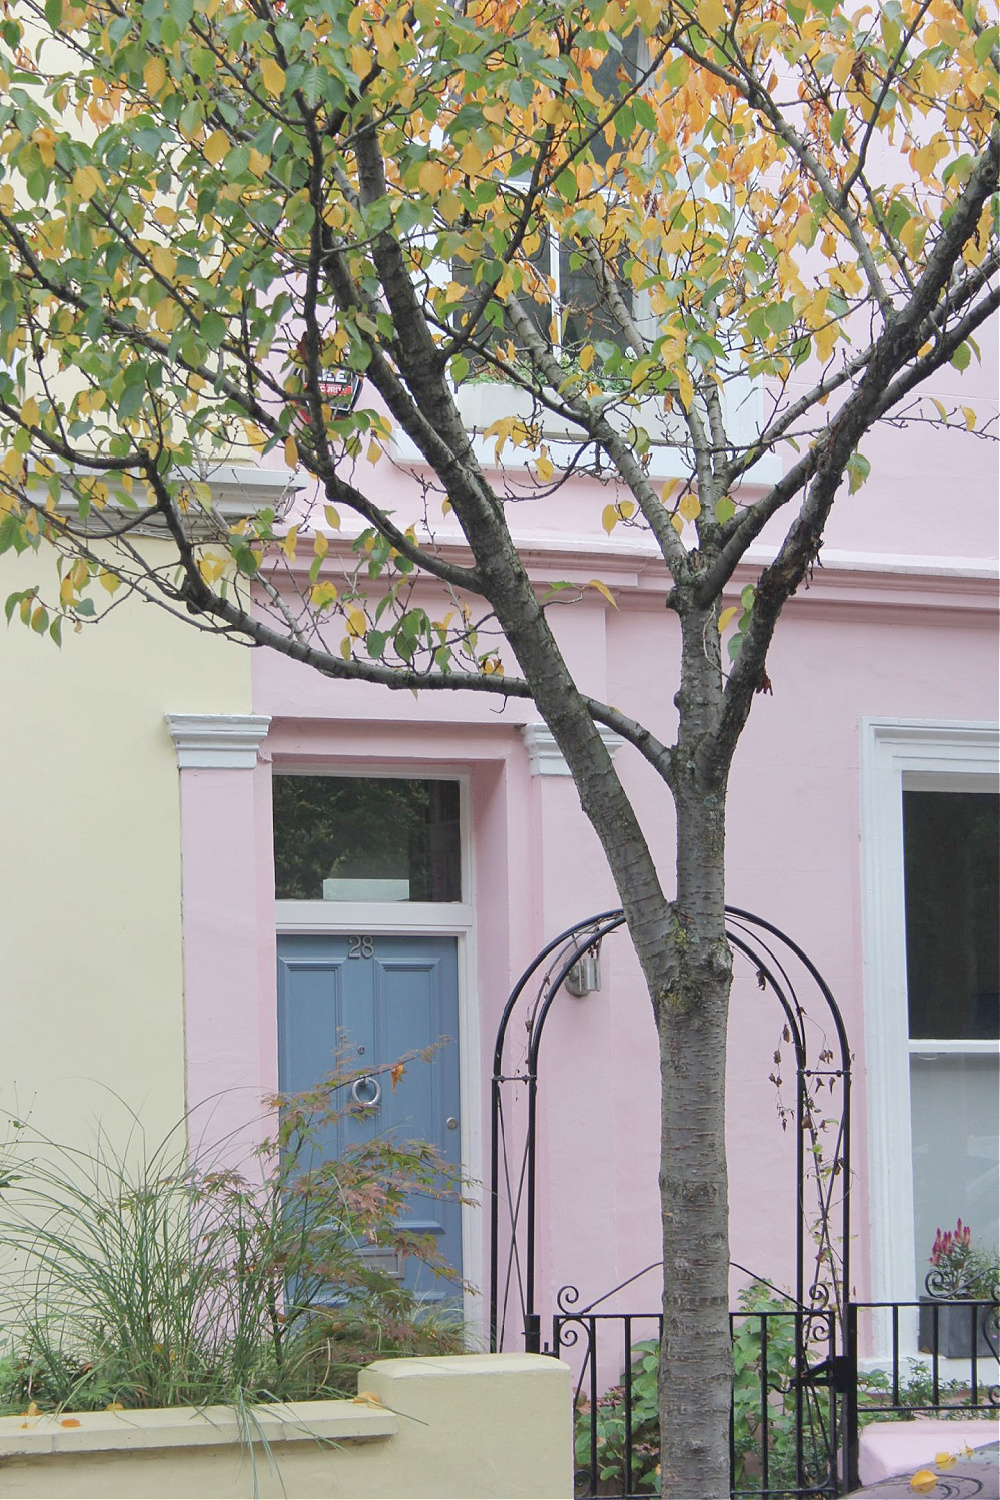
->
[174, 331, 998, 1339]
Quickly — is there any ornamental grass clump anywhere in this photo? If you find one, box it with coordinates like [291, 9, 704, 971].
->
[0, 1058, 466, 1415]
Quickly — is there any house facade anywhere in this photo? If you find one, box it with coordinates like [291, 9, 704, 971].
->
[2, 341, 997, 1352]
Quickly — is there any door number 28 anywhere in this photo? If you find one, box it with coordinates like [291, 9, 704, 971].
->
[347, 935, 375, 959]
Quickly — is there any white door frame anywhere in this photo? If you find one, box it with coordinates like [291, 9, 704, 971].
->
[859, 718, 999, 1328]
[273, 767, 483, 1331]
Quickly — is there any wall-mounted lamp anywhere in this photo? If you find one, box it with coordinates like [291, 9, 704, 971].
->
[565, 948, 601, 997]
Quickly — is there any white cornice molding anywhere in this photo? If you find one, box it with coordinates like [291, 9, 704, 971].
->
[165, 713, 272, 769]
[270, 526, 997, 613]
[521, 722, 625, 777]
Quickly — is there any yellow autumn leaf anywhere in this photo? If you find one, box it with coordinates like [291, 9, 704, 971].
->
[98, 569, 121, 594]
[670, 514, 685, 535]
[698, 0, 727, 36]
[20, 396, 40, 428]
[143, 57, 166, 96]
[602, 503, 619, 535]
[284, 435, 299, 467]
[346, 605, 366, 636]
[675, 366, 694, 410]
[578, 344, 596, 374]
[909, 1472, 937, 1495]
[260, 56, 286, 97]
[72, 165, 103, 201]
[323, 505, 341, 529]
[459, 140, 484, 177]
[366, 439, 382, 466]
[281, 524, 299, 559]
[679, 493, 701, 522]
[311, 581, 338, 608]
[418, 160, 446, 195]
[204, 130, 229, 167]
[154, 299, 181, 332]
[718, 606, 739, 632]
[585, 578, 618, 609]
[831, 50, 857, 89]
[961, 406, 976, 430]
[536, 451, 554, 482]
[935, 1452, 957, 1470]
[353, 1391, 385, 1409]
[248, 148, 270, 177]
[313, 531, 328, 559]
[150, 245, 176, 278]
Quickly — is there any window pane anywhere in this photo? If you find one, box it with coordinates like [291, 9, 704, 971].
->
[559, 244, 634, 357]
[910, 1053, 1000, 1278]
[273, 777, 461, 902]
[903, 790, 999, 1040]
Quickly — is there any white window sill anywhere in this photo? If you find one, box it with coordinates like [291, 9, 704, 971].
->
[274, 900, 474, 933]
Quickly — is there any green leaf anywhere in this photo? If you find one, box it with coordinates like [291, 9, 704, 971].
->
[950, 341, 972, 372]
[846, 449, 871, 493]
[714, 496, 736, 524]
[201, 311, 227, 348]
[764, 301, 796, 336]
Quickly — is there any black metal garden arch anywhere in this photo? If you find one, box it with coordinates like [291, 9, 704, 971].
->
[488, 906, 854, 1499]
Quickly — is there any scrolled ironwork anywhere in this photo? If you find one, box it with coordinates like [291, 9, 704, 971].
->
[925, 1263, 968, 1300]
[556, 1283, 581, 1314]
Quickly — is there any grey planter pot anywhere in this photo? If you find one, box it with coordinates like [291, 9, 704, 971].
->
[917, 1298, 998, 1359]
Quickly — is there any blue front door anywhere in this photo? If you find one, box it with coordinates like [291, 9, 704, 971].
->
[276, 933, 462, 1296]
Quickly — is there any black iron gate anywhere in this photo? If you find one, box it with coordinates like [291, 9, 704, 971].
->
[489, 907, 854, 1498]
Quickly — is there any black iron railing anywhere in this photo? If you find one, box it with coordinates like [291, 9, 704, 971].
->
[556, 1299, 999, 1500]
[843, 1299, 999, 1491]
[552, 1305, 840, 1500]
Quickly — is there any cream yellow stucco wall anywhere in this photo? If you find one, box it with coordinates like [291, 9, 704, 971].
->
[0, 539, 251, 1153]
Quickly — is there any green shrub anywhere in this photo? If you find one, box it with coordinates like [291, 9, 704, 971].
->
[0, 1058, 466, 1415]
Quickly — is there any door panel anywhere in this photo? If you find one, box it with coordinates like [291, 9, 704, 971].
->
[276, 933, 462, 1297]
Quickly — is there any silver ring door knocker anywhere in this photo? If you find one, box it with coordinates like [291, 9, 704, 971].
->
[351, 1074, 382, 1108]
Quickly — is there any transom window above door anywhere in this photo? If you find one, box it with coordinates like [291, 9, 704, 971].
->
[272, 776, 462, 903]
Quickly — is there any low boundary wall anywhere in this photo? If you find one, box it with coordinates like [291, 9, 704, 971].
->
[0, 1353, 572, 1499]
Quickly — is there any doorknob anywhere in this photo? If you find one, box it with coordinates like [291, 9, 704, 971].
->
[446, 1116, 459, 1130]
[351, 1075, 382, 1108]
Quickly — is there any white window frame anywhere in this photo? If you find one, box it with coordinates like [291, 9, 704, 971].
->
[392, 121, 780, 483]
[272, 766, 482, 1329]
[859, 718, 1000, 1324]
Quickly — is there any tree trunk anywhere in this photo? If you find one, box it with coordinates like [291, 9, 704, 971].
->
[655, 607, 734, 1500]
[656, 786, 733, 1499]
